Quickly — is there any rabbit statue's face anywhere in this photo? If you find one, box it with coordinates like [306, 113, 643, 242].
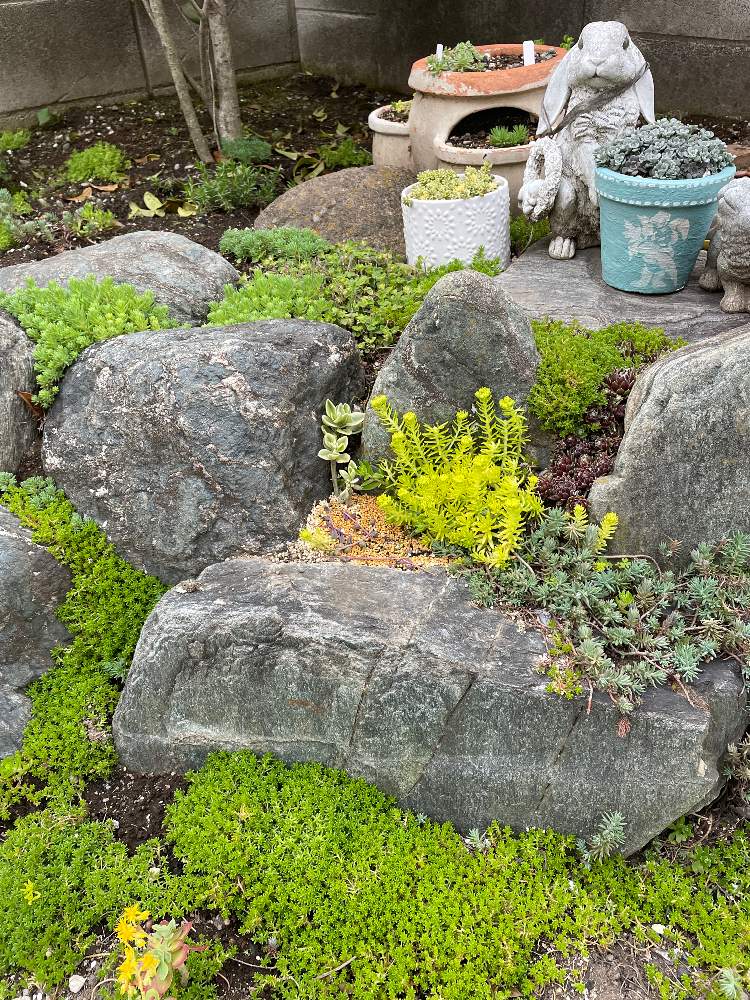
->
[568, 21, 644, 91]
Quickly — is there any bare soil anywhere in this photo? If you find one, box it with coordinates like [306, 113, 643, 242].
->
[0, 72, 397, 267]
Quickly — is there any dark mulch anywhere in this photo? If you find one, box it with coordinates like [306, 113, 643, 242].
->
[1, 72, 397, 267]
[685, 114, 750, 145]
[448, 108, 536, 149]
[378, 106, 410, 123]
[474, 50, 557, 71]
[84, 766, 186, 850]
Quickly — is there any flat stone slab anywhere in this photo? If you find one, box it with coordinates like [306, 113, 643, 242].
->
[0, 231, 238, 325]
[113, 558, 746, 854]
[496, 239, 749, 342]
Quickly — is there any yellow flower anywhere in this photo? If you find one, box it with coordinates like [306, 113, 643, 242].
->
[22, 880, 40, 905]
[139, 951, 160, 983]
[117, 946, 139, 990]
[116, 917, 147, 947]
[594, 560, 607, 572]
[122, 904, 150, 924]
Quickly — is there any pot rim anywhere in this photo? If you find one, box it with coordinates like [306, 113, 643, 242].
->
[595, 164, 737, 188]
[435, 137, 533, 164]
[409, 43, 566, 97]
[401, 176, 508, 206]
[368, 106, 411, 135]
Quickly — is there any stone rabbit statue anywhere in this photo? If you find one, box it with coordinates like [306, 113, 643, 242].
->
[519, 21, 655, 260]
[699, 177, 750, 312]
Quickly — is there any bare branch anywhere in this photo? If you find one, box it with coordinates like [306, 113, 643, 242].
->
[139, 0, 214, 163]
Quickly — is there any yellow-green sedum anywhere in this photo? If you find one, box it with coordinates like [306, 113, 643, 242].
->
[367, 388, 542, 566]
[403, 162, 497, 204]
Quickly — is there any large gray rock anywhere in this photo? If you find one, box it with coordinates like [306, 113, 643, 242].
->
[0, 316, 37, 475]
[0, 232, 238, 325]
[496, 239, 750, 343]
[0, 508, 71, 757]
[360, 269, 541, 463]
[589, 325, 750, 562]
[42, 321, 365, 584]
[254, 165, 416, 257]
[113, 558, 746, 855]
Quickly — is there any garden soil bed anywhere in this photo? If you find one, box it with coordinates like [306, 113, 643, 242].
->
[0, 73, 397, 267]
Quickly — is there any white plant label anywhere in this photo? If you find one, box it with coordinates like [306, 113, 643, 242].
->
[522, 40, 536, 65]
[435, 43, 444, 58]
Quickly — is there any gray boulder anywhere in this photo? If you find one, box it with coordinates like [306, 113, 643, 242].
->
[359, 269, 541, 464]
[589, 325, 750, 562]
[254, 165, 416, 257]
[0, 231, 238, 325]
[113, 558, 745, 855]
[42, 321, 365, 584]
[0, 508, 71, 757]
[0, 316, 37, 475]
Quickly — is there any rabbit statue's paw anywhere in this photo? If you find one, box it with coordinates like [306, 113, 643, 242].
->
[549, 236, 577, 259]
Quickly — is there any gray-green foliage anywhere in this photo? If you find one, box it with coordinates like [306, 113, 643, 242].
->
[220, 135, 272, 165]
[0, 188, 55, 252]
[427, 40, 485, 74]
[318, 400, 364, 500]
[578, 812, 626, 864]
[219, 226, 330, 264]
[468, 505, 750, 713]
[595, 119, 734, 180]
[185, 162, 280, 212]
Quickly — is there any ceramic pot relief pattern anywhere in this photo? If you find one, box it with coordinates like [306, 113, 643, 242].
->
[401, 179, 510, 268]
[596, 165, 736, 294]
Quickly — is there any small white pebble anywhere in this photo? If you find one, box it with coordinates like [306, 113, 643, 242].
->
[69, 975, 86, 994]
[651, 923, 665, 935]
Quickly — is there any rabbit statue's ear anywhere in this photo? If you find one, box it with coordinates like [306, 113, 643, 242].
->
[538, 55, 571, 133]
[630, 42, 655, 122]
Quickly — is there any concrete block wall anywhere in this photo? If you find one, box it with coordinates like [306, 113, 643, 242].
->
[0, 0, 300, 123]
[294, 0, 750, 118]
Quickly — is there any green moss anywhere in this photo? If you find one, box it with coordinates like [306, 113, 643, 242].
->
[528, 318, 685, 437]
[64, 142, 130, 183]
[0, 129, 31, 153]
[219, 225, 331, 264]
[0, 276, 173, 407]
[0, 477, 167, 816]
[0, 747, 748, 996]
[0, 809, 183, 985]
[509, 213, 550, 255]
[208, 239, 502, 352]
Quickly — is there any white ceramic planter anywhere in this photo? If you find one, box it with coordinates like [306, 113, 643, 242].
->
[433, 138, 532, 216]
[401, 176, 510, 269]
[368, 106, 412, 169]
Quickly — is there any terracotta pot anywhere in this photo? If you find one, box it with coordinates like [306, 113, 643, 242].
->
[407, 44, 565, 171]
[368, 106, 412, 170]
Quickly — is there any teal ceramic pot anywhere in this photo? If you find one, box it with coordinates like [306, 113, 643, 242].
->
[595, 165, 736, 294]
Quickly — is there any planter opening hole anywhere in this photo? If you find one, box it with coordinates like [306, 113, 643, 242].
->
[448, 108, 537, 149]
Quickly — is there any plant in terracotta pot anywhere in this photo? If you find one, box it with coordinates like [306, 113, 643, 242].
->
[401, 161, 509, 268]
[594, 119, 736, 293]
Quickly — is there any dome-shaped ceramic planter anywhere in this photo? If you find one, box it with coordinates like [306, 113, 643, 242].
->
[401, 175, 510, 268]
[408, 44, 565, 172]
[368, 106, 412, 169]
[596, 165, 737, 293]
[433, 138, 531, 215]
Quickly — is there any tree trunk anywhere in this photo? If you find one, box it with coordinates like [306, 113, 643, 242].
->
[140, 0, 214, 163]
[204, 0, 243, 143]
